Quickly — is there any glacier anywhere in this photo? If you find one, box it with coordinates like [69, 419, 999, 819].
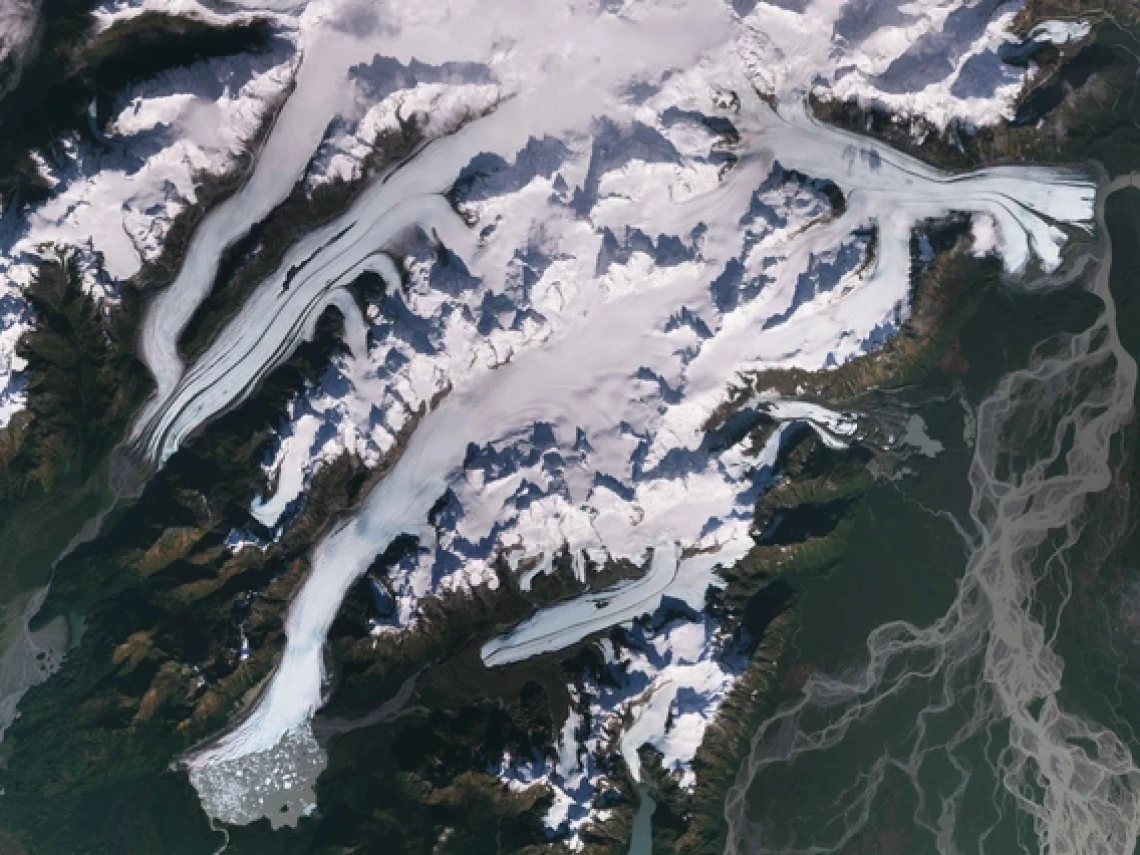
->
[0, 0, 1105, 841]
[143, 0, 1099, 834]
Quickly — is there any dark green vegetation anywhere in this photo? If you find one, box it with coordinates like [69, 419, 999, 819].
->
[0, 269, 619, 854]
[0, 306, 362, 853]
[708, 219, 1001, 428]
[0, 256, 149, 606]
[621, 223, 1011, 854]
[0, 256, 145, 503]
[1072, 189, 1140, 804]
[227, 643, 567, 854]
[727, 211, 1114, 855]
[217, 216, 1049, 855]
[1, 10, 1138, 855]
[0, 54, 553, 854]
[639, 435, 865, 855]
[0, 4, 294, 602]
[710, 78, 1138, 842]
[323, 553, 635, 723]
[0, 149, 1108, 855]
[0, 4, 292, 647]
[654, 43, 1140, 827]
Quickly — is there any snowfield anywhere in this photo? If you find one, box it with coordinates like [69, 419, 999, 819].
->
[159, 0, 1097, 836]
[0, 0, 1101, 841]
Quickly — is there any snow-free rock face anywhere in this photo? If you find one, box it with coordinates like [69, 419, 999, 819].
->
[0, 0, 1100, 842]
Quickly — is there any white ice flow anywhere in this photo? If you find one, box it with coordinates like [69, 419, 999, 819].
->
[92, 0, 1093, 831]
[134, 22, 407, 409]
[0, 0, 1095, 432]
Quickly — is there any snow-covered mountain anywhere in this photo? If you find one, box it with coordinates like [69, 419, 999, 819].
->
[0, 0, 1107, 846]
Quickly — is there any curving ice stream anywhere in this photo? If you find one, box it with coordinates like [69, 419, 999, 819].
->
[111, 2, 1112, 835]
[130, 92, 1094, 467]
[173, 99, 1095, 831]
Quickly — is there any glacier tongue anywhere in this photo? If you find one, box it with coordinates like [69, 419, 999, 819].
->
[0, 0, 1093, 432]
[134, 21, 420, 409]
[0, 0, 1098, 837]
[161, 2, 1098, 834]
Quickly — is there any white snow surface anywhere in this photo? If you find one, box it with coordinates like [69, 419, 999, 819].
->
[1030, 19, 1092, 46]
[0, 0, 1101, 837]
[738, 0, 1082, 130]
[0, 0, 1086, 430]
[164, 0, 1098, 834]
[498, 611, 745, 846]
